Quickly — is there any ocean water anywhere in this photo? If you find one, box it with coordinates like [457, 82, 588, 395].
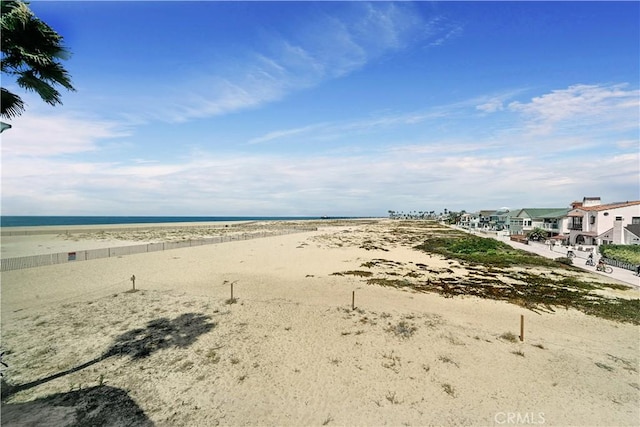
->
[0, 216, 347, 227]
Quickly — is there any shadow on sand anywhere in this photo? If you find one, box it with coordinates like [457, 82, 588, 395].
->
[1, 384, 154, 426]
[1, 312, 215, 424]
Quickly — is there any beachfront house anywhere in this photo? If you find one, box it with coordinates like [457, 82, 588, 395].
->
[489, 209, 511, 232]
[566, 197, 640, 245]
[509, 208, 570, 237]
[477, 210, 495, 230]
[458, 212, 479, 229]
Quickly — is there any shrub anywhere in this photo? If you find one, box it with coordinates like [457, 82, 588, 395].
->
[386, 321, 417, 338]
[599, 245, 640, 265]
[555, 257, 573, 266]
[415, 234, 573, 269]
[526, 227, 548, 241]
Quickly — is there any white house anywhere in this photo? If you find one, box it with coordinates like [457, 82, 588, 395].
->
[458, 212, 479, 229]
[566, 197, 640, 245]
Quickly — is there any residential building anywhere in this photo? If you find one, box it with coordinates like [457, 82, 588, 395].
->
[490, 209, 511, 232]
[566, 197, 640, 245]
[477, 210, 495, 230]
[458, 212, 480, 229]
[509, 208, 570, 237]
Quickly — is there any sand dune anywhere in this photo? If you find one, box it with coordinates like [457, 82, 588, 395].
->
[1, 220, 638, 426]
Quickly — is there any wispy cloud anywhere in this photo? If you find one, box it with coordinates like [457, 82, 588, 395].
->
[508, 83, 639, 135]
[476, 99, 504, 113]
[246, 99, 481, 146]
[1, 110, 129, 157]
[245, 84, 639, 151]
[248, 123, 329, 145]
[244, 83, 639, 156]
[136, 3, 460, 124]
[427, 16, 464, 47]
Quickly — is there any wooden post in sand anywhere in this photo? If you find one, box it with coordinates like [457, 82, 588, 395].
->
[231, 282, 234, 301]
[131, 275, 136, 291]
[352, 291, 355, 310]
[520, 314, 524, 342]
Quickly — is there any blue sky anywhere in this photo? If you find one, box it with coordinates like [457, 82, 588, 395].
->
[2, 1, 638, 217]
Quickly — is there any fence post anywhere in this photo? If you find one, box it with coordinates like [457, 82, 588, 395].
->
[520, 315, 524, 342]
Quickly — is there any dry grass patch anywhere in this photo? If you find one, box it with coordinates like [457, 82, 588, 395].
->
[385, 321, 417, 339]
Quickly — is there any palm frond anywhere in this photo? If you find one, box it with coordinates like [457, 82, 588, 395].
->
[28, 59, 75, 91]
[1, 0, 75, 114]
[1, 87, 26, 119]
[16, 72, 61, 105]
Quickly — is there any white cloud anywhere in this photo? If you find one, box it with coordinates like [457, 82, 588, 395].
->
[476, 99, 504, 113]
[248, 123, 328, 145]
[508, 83, 639, 135]
[1, 112, 129, 157]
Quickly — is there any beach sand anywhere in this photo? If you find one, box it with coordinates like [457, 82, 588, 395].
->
[1, 220, 638, 426]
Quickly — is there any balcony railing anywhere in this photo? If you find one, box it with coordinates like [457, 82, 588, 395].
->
[568, 224, 583, 231]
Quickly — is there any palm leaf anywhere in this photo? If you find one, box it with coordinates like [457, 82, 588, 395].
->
[1, 0, 74, 117]
[16, 72, 61, 105]
[0, 87, 25, 119]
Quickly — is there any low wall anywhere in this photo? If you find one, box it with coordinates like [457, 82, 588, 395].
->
[1, 228, 315, 272]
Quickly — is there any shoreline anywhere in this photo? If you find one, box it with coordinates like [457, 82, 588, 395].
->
[0, 217, 383, 235]
[1, 220, 258, 236]
[0, 216, 379, 233]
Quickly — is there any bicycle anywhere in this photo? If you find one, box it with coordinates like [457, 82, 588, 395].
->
[585, 258, 595, 266]
[596, 264, 613, 274]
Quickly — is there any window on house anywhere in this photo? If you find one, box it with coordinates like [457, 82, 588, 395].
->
[590, 216, 595, 224]
[615, 216, 623, 221]
[632, 217, 640, 224]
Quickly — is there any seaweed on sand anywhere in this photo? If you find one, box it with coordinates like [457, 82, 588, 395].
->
[367, 275, 639, 324]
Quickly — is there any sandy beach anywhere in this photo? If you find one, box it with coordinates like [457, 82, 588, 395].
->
[1, 220, 638, 426]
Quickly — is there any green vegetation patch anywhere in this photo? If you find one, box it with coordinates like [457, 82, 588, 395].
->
[599, 245, 640, 265]
[580, 298, 640, 324]
[415, 234, 577, 269]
